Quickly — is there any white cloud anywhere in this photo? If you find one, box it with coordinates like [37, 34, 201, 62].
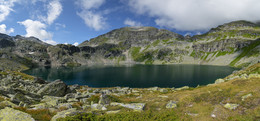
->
[73, 42, 79, 46]
[18, 19, 57, 45]
[0, 24, 14, 34]
[77, 11, 106, 31]
[31, 0, 47, 4]
[55, 23, 66, 30]
[124, 18, 143, 27]
[17, 0, 63, 45]
[128, 0, 260, 31]
[0, 0, 18, 22]
[196, 32, 202, 35]
[76, 0, 107, 31]
[76, 0, 105, 10]
[44, 39, 57, 45]
[184, 32, 191, 37]
[46, 0, 62, 25]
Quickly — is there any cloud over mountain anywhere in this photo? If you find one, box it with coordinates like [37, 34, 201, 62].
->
[76, 0, 107, 31]
[128, 0, 260, 31]
[124, 18, 143, 27]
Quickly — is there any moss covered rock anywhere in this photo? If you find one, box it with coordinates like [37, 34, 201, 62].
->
[224, 103, 239, 110]
[41, 96, 67, 107]
[0, 107, 35, 121]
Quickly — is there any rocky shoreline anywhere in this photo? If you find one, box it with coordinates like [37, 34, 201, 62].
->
[0, 63, 259, 120]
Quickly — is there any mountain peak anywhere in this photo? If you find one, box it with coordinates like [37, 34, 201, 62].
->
[120, 26, 157, 31]
[208, 20, 258, 33]
[79, 26, 183, 47]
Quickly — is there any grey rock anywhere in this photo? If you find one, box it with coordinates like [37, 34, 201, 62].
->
[215, 79, 225, 84]
[175, 86, 189, 91]
[41, 96, 66, 107]
[0, 100, 18, 108]
[33, 77, 47, 84]
[80, 98, 89, 104]
[166, 101, 177, 109]
[110, 102, 145, 111]
[121, 103, 145, 111]
[224, 103, 239, 110]
[11, 92, 31, 104]
[30, 103, 50, 110]
[101, 89, 112, 94]
[91, 104, 107, 111]
[66, 84, 80, 93]
[0, 107, 35, 121]
[98, 94, 110, 105]
[242, 93, 252, 101]
[148, 87, 159, 91]
[248, 74, 260, 78]
[159, 89, 168, 93]
[64, 93, 76, 100]
[37, 79, 67, 97]
[51, 108, 79, 121]
[75, 93, 90, 99]
[240, 74, 248, 79]
[58, 103, 73, 109]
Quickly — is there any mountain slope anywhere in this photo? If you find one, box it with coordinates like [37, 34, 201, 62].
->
[0, 20, 259, 68]
[78, 20, 260, 67]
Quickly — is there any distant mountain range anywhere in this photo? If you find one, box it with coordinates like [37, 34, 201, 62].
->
[0, 20, 259, 70]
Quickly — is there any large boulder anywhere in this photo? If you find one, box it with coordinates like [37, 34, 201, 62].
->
[111, 102, 145, 111]
[51, 108, 79, 121]
[175, 86, 189, 91]
[215, 79, 225, 84]
[122, 103, 145, 111]
[37, 79, 67, 97]
[0, 107, 35, 121]
[41, 96, 67, 107]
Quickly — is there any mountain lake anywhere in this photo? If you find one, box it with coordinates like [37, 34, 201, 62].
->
[23, 64, 238, 88]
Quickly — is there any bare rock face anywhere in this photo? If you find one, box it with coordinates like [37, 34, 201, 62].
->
[37, 79, 67, 97]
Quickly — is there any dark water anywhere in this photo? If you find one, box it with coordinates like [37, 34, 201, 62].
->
[23, 64, 238, 88]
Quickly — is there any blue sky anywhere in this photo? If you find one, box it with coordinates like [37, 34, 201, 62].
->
[1, 0, 260, 45]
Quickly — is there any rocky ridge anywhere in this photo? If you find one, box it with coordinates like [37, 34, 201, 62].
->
[0, 20, 259, 68]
